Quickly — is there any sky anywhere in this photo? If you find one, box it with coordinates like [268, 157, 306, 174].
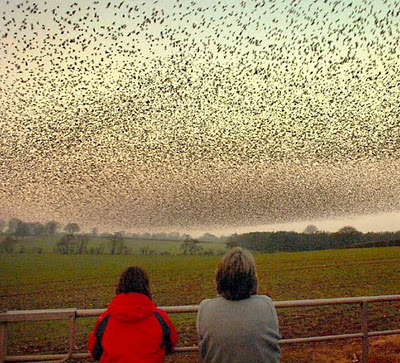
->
[0, 0, 399, 236]
[210, 212, 400, 237]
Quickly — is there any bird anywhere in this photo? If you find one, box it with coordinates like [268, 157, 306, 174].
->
[0, 0, 399, 232]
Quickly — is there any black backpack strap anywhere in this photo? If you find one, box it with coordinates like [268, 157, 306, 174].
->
[154, 311, 173, 355]
[93, 314, 111, 361]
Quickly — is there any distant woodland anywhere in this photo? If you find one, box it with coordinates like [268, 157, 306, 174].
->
[226, 225, 400, 253]
[0, 217, 226, 255]
[1, 218, 400, 254]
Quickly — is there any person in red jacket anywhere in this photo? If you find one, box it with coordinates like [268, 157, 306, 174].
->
[88, 266, 178, 362]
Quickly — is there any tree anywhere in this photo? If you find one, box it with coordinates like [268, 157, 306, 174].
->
[77, 234, 90, 254]
[0, 235, 16, 253]
[64, 223, 80, 235]
[189, 243, 203, 255]
[180, 237, 201, 255]
[337, 226, 361, 234]
[225, 234, 239, 249]
[44, 221, 60, 236]
[29, 222, 45, 236]
[109, 232, 126, 255]
[303, 225, 319, 234]
[139, 246, 155, 255]
[55, 234, 78, 254]
[7, 218, 22, 234]
[90, 244, 105, 255]
[91, 227, 98, 237]
[180, 237, 191, 255]
[15, 220, 29, 239]
[334, 225, 363, 247]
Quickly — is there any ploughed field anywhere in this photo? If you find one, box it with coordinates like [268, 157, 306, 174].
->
[1, 247, 400, 362]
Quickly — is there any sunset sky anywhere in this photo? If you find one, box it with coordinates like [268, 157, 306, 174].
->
[0, 0, 399, 235]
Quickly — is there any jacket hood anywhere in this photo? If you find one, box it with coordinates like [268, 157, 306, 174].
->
[108, 292, 157, 323]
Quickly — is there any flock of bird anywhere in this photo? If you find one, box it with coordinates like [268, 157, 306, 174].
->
[0, 0, 399, 233]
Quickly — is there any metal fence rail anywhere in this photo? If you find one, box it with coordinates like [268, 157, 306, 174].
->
[1, 294, 400, 363]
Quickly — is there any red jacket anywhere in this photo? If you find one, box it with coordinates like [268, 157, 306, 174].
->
[88, 292, 178, 362]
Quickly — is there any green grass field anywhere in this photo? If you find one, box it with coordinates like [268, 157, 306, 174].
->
[1, 247, 400, 362]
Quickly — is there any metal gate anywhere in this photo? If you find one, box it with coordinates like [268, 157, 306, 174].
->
[1, 294, 400, 362]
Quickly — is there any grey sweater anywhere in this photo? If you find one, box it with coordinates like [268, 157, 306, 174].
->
[196, 295, 281, 363]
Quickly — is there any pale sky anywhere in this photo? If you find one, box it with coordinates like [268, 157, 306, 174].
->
[0, 0, 399, 235]
[215, 212, 400, 237]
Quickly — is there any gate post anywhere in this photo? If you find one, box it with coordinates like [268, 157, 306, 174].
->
[360, 301, 369, 363]
[0, 321, 7, 363]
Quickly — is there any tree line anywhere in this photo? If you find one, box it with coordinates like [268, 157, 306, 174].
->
[0, 218, 130, 255]
[0, 218, 222, 255]
[0, 218, 63, 237]
[0, 218, 227, 242]
[0, 217, 230, 255]
[5, 218, 397, 256]
[226, 225, 400, 253]
[54, 231, 130, 255]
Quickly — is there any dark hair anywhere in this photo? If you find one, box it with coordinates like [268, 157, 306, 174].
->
[215, 247, 258, 301]
[115, 266, 151, 298]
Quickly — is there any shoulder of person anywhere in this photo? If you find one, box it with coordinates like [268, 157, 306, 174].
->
[199, 298, 213, 307]
[253, 294, 275, 305]
[198, 297, 221, 311]
[155, 307, 171, 320]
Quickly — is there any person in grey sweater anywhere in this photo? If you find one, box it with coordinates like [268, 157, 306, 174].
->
[196, 247, 281, 363]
